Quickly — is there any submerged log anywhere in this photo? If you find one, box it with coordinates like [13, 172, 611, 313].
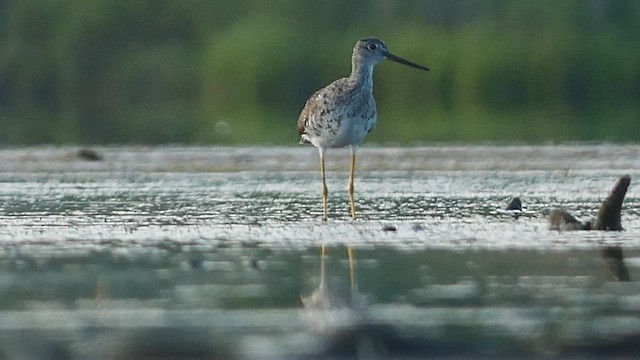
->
[548, 209, 591, 231]
[593, 175, 631, 231]
[548, 175, 630, 231]
[547, 175, 632, 282]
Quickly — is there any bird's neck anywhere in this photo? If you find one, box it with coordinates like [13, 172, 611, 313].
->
[349, 57, 374, 91]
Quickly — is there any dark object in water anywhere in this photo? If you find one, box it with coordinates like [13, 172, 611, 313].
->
[506, 197, 522, 211]
[548, 209, 592, 231]
[77, 148, 103, 161]
[505, 196, 523, 219]
[249, 257, 260, 270]
[382, 225, 397, 232]
[548, 175, 631, 282]
[593, 175, 630, 231]
[188, 256, 204, 270]
[548, 175, 630, 231]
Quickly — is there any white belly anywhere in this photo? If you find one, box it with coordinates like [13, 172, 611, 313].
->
[315, 114, 377, 149]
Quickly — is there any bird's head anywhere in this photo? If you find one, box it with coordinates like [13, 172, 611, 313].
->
[354, 38, 429, 71]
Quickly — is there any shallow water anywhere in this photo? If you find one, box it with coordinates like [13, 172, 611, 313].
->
[0, 145, 639, 359]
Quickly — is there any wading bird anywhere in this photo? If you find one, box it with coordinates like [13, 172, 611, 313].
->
[297, 38, 429, 222]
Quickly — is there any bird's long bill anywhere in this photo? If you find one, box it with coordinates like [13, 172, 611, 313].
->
[385, 52, 430, 71]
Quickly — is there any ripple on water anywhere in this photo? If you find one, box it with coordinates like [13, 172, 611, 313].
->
[0, 146, 639, 358]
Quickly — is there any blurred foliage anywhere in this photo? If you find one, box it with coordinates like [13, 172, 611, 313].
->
[1, 0, 640, 144]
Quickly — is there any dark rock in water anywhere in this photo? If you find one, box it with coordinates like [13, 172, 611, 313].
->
[548, 209, 592, 231]
[506, 197, 522, 211]
[382, 225, 397, 232]
[77, 148, 103, 161]
[593, 175, 630, 231]
[505, 196, 523, 219]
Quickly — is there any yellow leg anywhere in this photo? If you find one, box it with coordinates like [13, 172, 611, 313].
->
[320, 149, 328, 223]
[348, 149, 357, 220]
[347, 246, 356, 292]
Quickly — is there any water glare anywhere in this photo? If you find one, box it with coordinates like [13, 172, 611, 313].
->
[0, 145, 639, 358]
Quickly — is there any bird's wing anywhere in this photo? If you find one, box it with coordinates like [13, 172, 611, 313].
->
[297, 93, 320, 138]
[297, 78, 352, 139]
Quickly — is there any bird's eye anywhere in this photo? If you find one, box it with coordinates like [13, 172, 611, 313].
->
[367, 43, 378, 51]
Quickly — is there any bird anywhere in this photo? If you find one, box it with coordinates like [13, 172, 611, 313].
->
[297, 37, 429, 222]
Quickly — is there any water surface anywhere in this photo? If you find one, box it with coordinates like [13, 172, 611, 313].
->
[0, 145, 639, 359]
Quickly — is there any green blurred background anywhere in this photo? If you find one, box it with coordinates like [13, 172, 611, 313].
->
[1, 0, 640, 145]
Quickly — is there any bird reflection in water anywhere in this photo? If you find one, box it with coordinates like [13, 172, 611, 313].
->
[300, 245, 410, 357]
[300, 244, 471, 358]
[300, 245, 365, 334]
[549, 175, 632, 282]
